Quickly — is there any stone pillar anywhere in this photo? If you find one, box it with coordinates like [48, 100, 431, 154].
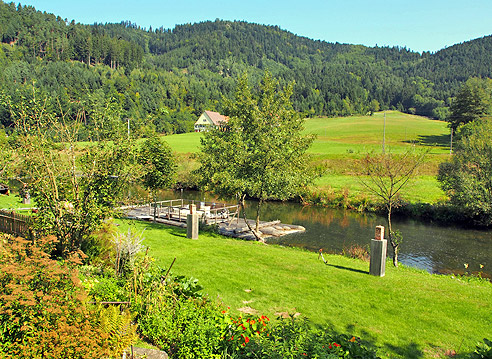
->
[22, 192, 30, 205]
[370, 225, 387, 277]
[187, 204, 199, 239]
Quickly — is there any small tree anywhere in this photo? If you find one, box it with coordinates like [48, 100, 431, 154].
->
[369, 99, 380, 116]
[197, 73, 316, 239]
[357, 149, 426, 266]
[438, 117, 492, 226]
[5, 87, 136, 257]
[138, 135, 177, 221]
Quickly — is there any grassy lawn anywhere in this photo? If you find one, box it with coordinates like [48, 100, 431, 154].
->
[305, 111, 450, 155]
[163, 132, 203, 154]
[0, 193, 33, 210]
[314, 175, 447, 204]
[162, 111, 451, 204]
[117, 219, 492, 359]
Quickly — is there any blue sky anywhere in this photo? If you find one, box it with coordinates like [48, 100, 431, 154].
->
[16, 0, 492, 53]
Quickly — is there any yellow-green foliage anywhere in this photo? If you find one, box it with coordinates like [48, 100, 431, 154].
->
[0, 234, 136, 359]
[97, 306, 137, 356]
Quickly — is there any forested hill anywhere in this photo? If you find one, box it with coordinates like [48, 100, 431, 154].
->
[1, 1, 492, 137]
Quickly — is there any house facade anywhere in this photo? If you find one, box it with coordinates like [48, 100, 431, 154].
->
[194, 111, 228, 132]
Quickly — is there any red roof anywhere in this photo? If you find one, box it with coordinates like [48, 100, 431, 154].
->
[205, 110, 228, 126]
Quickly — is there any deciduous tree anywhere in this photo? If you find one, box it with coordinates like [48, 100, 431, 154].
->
[438, 117, 492, 226]
[138, 135, 177, 221]
[5, 87, 136, 257]
[357, 149, 426, 266]
[197, 73, 316, 239]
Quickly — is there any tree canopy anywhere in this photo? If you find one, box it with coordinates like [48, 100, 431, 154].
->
[138, 135, 177, 221]
[438, 117, 492, 226]
[3, 1, 492, 137]
[197, 73, 316, 234]
[357, 149, 426, 266]
[448, 78, 492, 131]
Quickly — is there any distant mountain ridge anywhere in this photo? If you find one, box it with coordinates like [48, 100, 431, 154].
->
[1, 1, 491, 134]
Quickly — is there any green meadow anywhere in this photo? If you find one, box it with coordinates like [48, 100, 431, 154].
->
[0, 193, 33, 210]
[164, 111, 451, 204]
[117, 219, 492, 359]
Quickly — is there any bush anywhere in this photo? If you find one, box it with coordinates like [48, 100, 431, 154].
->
[471, 338, 492, 359]
[241, 317, 379, 359]
[0, 235, 136, 358]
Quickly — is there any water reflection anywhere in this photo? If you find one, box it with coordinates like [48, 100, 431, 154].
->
[154, 189, 491, 277]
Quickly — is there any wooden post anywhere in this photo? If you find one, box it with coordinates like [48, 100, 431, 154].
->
[187, 212, 199, 240]
[370, 225, 387, 277]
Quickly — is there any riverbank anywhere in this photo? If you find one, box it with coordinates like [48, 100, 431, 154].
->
[115, 218, 492, 359]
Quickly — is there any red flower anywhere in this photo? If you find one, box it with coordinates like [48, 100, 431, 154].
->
[328, 344, 332, 349]
[244, 336, 250, 344]
[333, 343, 341, 347]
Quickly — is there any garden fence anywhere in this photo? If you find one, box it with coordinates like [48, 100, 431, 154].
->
[0, 210, 33, 237]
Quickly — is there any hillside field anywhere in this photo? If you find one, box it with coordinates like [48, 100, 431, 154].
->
[165, 111, 450, 204]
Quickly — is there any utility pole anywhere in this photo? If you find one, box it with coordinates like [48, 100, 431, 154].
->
[382, 111, 386, 154]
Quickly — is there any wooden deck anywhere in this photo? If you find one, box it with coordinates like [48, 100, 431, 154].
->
[123, 200, 305, 241]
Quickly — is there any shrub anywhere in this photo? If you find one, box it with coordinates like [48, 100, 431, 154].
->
[0, 235, 136, 358]
[242, 317, 379, 359]
[471, 338, 492, 359]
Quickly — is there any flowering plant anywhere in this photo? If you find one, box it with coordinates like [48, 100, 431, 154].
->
[217, 308, 270, 350]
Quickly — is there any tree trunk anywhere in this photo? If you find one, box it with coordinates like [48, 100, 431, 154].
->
[153, 193, 157, 222]
[387, 204, 398, 267]
[238, 194, 263, 242]
[255, 198, 263, 233]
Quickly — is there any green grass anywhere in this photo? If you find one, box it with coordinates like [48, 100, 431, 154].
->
[161, 111, 451, 156]
[0, 193, 34, 210]
[314, 175, 447, 204]
[162, 132, 203, 154]
[117, 219, 492, 359]
[305, 111, 450, 156]
[163, 112, 451, 204]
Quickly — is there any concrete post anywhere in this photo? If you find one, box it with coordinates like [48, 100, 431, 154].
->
[370, 225, 387, 277]
[187, 204, 199, 239]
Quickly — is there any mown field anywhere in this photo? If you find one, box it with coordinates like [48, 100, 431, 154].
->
[116, 219, 492, 359]
[165, 111, 451, 204]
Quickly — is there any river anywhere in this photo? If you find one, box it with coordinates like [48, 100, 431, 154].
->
[155, 189, 491, 278]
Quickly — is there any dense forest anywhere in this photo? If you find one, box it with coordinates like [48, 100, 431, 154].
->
[1, 1, 492, 137]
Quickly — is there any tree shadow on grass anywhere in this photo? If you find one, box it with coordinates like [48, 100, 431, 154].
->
[325, 263, 368, 275]
[384, 342, 424, 359]
[345, 324, 424, 358]
[165, 226, 187, 238]
[405, 134, 450, 148]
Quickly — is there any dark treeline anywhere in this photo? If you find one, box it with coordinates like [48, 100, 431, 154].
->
[2, 1, 492, 137]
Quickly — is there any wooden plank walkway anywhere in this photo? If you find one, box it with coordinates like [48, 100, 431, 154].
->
[124, 202, 305, 241]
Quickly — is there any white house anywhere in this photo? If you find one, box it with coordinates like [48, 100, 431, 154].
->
[194, 111, 228, 132]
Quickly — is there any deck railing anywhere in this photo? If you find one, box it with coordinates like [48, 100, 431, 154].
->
[150, 199, 240, 225]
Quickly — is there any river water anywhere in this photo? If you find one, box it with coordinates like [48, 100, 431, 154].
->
[155, 189, 491, 278]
